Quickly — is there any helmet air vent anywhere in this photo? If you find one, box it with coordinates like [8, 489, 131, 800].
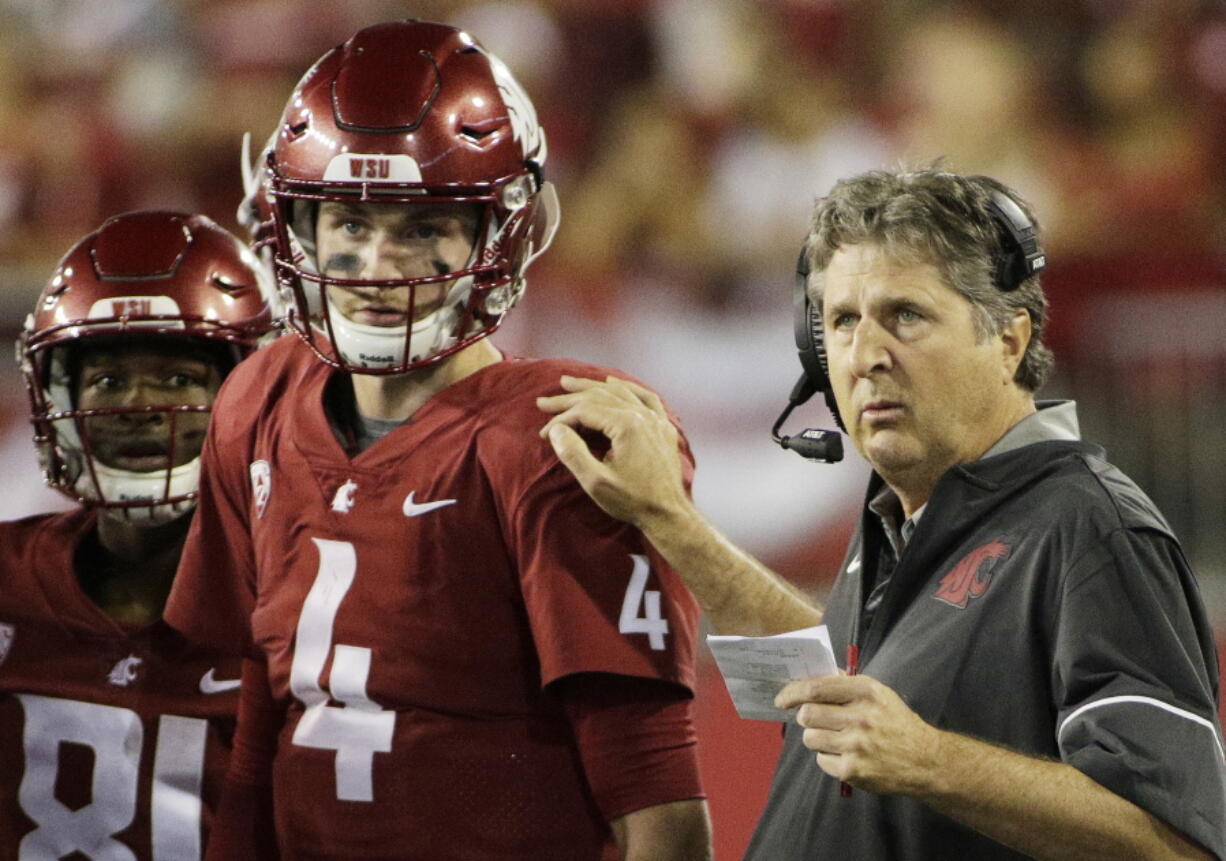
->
[332, 30, 440, 133]
[91, 212, 190, 281]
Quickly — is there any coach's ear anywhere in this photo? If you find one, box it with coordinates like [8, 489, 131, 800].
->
[998, 309, 1031, 385]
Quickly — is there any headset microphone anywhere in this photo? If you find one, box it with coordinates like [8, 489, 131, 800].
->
[771, 246, 845, 464]
[771, 371, 843, 462]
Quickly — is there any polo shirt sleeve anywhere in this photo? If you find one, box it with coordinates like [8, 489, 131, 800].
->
[1052, 526, 1226, 859]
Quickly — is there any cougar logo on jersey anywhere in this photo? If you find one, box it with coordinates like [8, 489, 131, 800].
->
[250, 459, 271, 518]
[0, 623, 13, 666]
[331, 478, 359, 514]
[107, 654, 143, 687]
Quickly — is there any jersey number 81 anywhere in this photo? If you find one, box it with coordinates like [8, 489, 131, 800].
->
[16, 694, 207, 860]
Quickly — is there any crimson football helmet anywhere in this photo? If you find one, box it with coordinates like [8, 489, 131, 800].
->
[268, 19, 560, 374]
[20, 211, 276, 523]
[239, 130, 278, 261]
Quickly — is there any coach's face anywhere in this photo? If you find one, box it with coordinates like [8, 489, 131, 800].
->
[821, 243, 1032, 508]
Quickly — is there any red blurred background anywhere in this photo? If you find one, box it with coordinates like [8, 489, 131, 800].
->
[0, 2, 1222, 856]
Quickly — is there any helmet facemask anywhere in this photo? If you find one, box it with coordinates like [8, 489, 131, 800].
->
[24, 337, 230, 525]
[272, 171, 558, 374]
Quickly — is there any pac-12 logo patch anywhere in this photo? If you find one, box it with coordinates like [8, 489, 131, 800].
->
[0, 623, 13, 666]
[250, 459, 271, 519]
[934, 539, 1010, 608]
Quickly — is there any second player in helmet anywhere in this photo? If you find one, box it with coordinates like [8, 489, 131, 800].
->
[0, 211, 274, 856]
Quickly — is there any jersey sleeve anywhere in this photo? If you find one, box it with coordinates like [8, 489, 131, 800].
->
[164, 384, 259, 654]
[509, 445, 700, 695]
[557, 673, 703, 821]
[1052, 526, 1226, 859]
[204, 656, 281, 861]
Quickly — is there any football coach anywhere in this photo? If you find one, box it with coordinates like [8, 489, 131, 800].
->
[538, 167, 1225, 860]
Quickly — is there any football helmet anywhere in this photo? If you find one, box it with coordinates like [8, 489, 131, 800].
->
[239, 130, 278, 262]
[268, 19, 560, 374]
[20, 211, 276, 523]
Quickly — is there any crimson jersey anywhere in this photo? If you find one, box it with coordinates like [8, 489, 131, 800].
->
[166, 336, 701, 859]
[0, 509, 238, 859]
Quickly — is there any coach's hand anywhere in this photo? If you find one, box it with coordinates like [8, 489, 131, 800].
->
[537, 375, 690, 530]
[775, 674, 945, 796]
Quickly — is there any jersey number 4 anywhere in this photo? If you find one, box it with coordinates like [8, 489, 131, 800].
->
[16, 694, 207, 860]
[288, 543, 669, 804]
[618, 553, 669, 651]
[289, 538, 394, 803]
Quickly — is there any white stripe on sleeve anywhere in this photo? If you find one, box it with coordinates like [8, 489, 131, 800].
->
[1057, 695, 1226, 764]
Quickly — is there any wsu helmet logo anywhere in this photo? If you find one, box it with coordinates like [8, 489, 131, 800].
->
[487, 52, 544, 159]
[934, 539, 1010, 608]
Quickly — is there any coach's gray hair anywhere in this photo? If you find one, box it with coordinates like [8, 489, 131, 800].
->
[804, 168, 1053, 391]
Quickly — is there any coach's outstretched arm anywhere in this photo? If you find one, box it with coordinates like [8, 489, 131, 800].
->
[539, 374, 821, 636]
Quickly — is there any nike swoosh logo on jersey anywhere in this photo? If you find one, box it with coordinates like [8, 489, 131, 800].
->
[199, 668, 241, 694]
[402, 491, 457, 517]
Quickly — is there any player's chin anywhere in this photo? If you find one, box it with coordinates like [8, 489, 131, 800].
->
[350, 308, 411, 327]
[101, 454, 172, 473]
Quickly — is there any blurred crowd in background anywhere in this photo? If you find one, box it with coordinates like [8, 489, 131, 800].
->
[5, 0, 1224, 582]
[0, 0, 1223, 850]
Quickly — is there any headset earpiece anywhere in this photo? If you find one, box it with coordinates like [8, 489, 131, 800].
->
[984, 188, 1046, 292]
[793, 246, 845, 432]
[793, 248, 830, 394]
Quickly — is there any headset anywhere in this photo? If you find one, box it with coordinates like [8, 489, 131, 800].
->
[771, 186, 1046, 463]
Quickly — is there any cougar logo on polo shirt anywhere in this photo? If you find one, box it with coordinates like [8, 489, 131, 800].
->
[934, 539, 1010, 608]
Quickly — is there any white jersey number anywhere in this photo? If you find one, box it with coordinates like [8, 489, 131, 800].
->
[289, 538, 394, 802]
[15, 694, 207, 860]
[618, 553, 669, 651]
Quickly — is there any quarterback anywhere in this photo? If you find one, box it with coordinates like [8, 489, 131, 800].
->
[166, 20, 711, 860]
[0, 211, 274, 857]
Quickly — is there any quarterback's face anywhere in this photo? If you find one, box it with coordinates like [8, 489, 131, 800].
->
[821, 243, 1026, 491]
[315, 201, 480, 327]
[74, 341, 223, 472]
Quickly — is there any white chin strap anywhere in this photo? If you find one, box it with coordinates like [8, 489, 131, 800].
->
[75, 458, 201, 525]
[320, 275, 474, 371]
